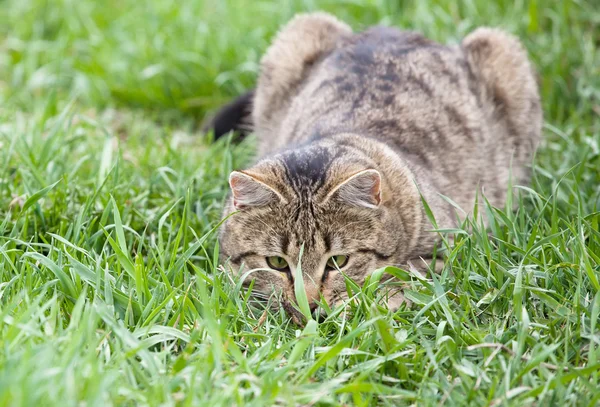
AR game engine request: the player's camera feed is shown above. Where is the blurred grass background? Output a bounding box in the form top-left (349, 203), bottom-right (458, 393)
top-left (1, 0), bottom-right (600, 406)
top-left (1, 0), bottom-right (598, 123)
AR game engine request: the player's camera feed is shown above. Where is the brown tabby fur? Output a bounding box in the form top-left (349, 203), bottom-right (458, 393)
top-left (218, 12), bottom-right (542, 318)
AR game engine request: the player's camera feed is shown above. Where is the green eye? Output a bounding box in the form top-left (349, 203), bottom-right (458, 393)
top-left (266, 256), bottom-right (289, 271)
top-left (327, 255), bottom-right (349, 269)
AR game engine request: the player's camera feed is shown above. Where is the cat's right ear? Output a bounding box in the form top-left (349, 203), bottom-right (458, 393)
top-left (325, 169), bottom-right (382, 209)
top-left (229, 171), bottom-right (284, 210)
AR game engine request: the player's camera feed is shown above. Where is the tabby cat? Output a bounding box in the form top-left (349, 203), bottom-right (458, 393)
top-left (208, 12), bottom-right (542, 318)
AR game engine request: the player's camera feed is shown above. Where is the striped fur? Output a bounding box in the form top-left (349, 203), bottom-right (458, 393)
top-left (218, 13), bottom-right (542, 314)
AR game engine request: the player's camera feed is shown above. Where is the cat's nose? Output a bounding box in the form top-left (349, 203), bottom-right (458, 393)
top-left (304, 281), bottom-right (320, 304)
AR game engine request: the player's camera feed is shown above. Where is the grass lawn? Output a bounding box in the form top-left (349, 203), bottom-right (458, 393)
top-left (1, 0), bottom-right (599, 405)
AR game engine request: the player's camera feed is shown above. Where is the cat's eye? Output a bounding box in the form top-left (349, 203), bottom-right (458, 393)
top-left (266, 256), bottom-right (290, 271)
top-left (326, 255), bottom-right (349, 269)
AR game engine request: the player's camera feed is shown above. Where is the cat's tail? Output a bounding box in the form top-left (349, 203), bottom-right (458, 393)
top-left (200, 89), bottom-right (255, 139)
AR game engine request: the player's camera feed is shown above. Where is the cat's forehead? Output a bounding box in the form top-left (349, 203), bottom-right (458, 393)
top-left (276, 202), bottom-right (322, 249)
top-left (261, 142), bottom-right (369, 200)
top-left (277, 145), bottom-right (340, 196)
top-left (264, 202), bottom-right (372, 251)
top-left (276, 221), bottom-right (344, 257)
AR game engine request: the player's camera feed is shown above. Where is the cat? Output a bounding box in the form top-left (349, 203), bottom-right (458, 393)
top-left (208, 12), bottom-right (542, 320)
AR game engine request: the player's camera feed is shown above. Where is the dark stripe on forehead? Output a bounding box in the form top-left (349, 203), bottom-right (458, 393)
top-left (324, 234), bottom-right (332, 253)
top-left (280, 146), bottom-right (344, 194)
top-left (279, 234), bottom-right (290, 254)
top-left (291, 203), bottom-right (302, 224)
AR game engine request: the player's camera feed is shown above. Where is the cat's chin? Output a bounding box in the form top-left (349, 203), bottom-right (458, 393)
top-left (246, 293), bottom-right (314, 326)
top-left (280, 298), bottom-right (309, 326)
top-left (245, 285), bottom-right (416, 326)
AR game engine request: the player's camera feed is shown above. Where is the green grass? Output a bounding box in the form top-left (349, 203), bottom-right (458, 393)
top-left (1, 0), bottom-right (599, 405)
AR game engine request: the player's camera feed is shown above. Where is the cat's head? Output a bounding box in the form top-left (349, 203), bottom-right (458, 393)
top-left (219, 138), bottom-right (413, 313)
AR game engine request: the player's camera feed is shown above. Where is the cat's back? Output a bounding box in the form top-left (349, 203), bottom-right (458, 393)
top-left (261, 25), bottom-right (483, 151)
top-left (275, 26), bottom-right (488, 185)
top-left (252, 14), bottom-right (541, 207)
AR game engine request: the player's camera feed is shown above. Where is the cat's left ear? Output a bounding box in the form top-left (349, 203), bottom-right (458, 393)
top-left (325, 169), bottom-right (382, 209)
top-left (229, 171), bottom-right (285, 210)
